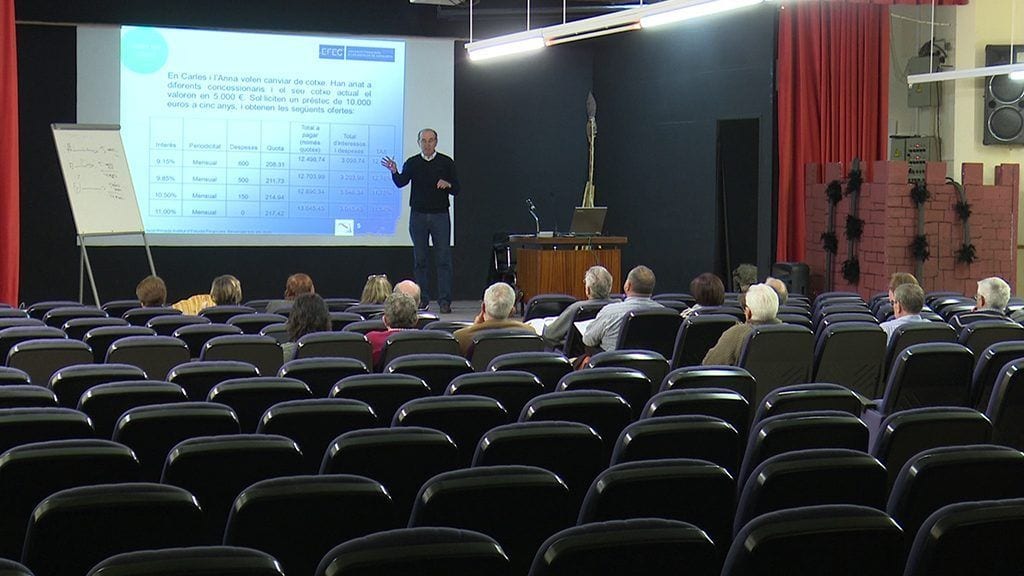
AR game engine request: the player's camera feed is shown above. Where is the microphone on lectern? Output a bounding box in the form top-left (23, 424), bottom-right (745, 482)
top-left (526, 198), bottom-right (540, 235)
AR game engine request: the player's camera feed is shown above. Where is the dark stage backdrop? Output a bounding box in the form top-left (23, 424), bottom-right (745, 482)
top-left (15, 1), bottom-right (775, 305)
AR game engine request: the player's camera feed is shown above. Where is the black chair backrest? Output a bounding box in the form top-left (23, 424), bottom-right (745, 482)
top-left (200, 334), bottom-right (282, 377)
top-left (48, 363), bottom-right (148, 408)
top-left (61, 317), bottom-right (129, 340)
top-left (227, 313), bottom-right (288, 335)
top-left (447, 370), bottom-right (545, 420)
top-left (884, 322), bottom-right (958, 380)
top-left (145, 314), bottom-right (210, 336)
top-left (752, 383), bottom-right (865, 426)
top-left (611, 415), bottom-right (740, 474)
top-left (971, 341), bottom-right (1024, 410)
top-left (671, 314), bottom-right (739, 370)
top-left (315, 527), bottom-right (509, 576)
top-left (105, 335), bottom-right (191, 381)
top-left (199, 305), bottom-right (257, 324)
top-left (987, 359), bottom-right (1024, 450)
top-left (384, 353), bottom-right (473, 395)
top-left (0, 384), bottom-right (57, 408)
top-left (902, 498), bottom-right (1024, 576)
top-left (0, 326), bottom-right (67, 363)
top-left (256, 398), bottom-right (378, 473)
top-left (737, 324), bottom-right (814, 406)
top-left (207, 376), bottom-right (312, 432)
top-left (330, 373), bottom-right (432, 425)
top-left (812, 322), bottom-right (887, 398)
top-left (100, 300), bottom-right (141, 319)
top-left (616, 308), bottom-right (683, 358)
top-left (77, 380), bottom-right (188, 438)
top-left (520, 390), bottom-right (632, 465)
top-left (7, 339), bottom-right (93, 388)
top-left (172, 324), bottom-right (243, 358)
top-left (166, 360), bottom-right (259, 400)
top-left (563, 302), bottom-right (608, 357)
top-left (487, 351), bottom-right (574, 393)
top-left (557, 367), bottom-right (653, 420)
top-left (278, 357), bottom-right (370, 397)
top-left (87, 546), bottom-right (286, 576)
top-left (878, 342), bottom-right (974, 415)
top-left (642, 388), bottom-right (750, 441)
top-left (295, 331), bottom-right (373, 366)
top-left (523, 294), bottom-right (577, 321)
top-left (467, 329), bottom-right (545, 372)
top-left (329, 311), bottom-right (365, 331)
top-left (661, 365), bottom-right (756, 403)
top-left (122, 306), bottom-right (182, 326)
top-left (586, 349), bottom-right (670, 393)
top-left (957, 319), bottom-right (1024, 358)
top-left (393, 394), bottom-right (509, 466)
top-left (41, 306), bottom-right (106, 328)
top-left (382, 330), bottom-right (460, 367)
top-left (0, 408), bottom-right (95, 454)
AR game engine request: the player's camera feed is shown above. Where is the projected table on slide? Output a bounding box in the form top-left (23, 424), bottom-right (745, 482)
top-left (147, 117), bottom-right (398, 235)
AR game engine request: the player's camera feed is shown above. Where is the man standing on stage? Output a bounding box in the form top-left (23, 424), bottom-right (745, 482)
top-left (381, 128), bottom-right (459, 314)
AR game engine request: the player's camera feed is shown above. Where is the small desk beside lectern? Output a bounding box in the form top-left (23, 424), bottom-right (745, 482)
top-left (509, 235), bottom-right (628, 302)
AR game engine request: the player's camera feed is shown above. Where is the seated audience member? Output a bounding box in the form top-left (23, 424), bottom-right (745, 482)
top-left (702, 283), bottom-right (780, 366)
top-left (681, 272), bottom-right (726, 318)
top-left (281, 293), bottom-right (331, 363)
top-left (453, 282), bottom-right (533, 356)
top-left (172, 275), bottom-right (242, 315)
top-left (887, 272), bottom-right (919, 301)
top-left (733, 263), bottom-right (758, 293)
top-left (879, 283), bottom-right (928, 342)
top-left (366, 292), bottom-right (420, 369)
top-left (583, 265), bottom-right (664, 353)
top-left (266, 273), bottom-right (315, 314)
top-left (361, 274), bottom-right (392, 305)
top-left (765, 276), bottom-right (789, 306)
top-left (393, 279), bottom-right (423, 308)
top-left (952, 276), bottom-right (1013, 330)
top-left (136, 275), bottom-right (167, 308)
top-left (538, 265), bottom-right (615, 348)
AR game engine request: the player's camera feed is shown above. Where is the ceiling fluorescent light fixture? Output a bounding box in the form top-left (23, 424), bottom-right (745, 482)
top-left (639, 0), bottom-right (765, 29)
top-left (907, 63), bottom-right (1024, 85)
top-left (466, 0), bottom-right (767, 61)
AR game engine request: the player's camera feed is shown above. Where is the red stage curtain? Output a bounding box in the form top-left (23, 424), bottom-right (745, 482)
top-left (776, 1), bottom-right (891, 263)
top-left (0, 0), bottom-right (18, 306)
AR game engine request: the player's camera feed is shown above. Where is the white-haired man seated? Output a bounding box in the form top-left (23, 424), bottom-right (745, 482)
top-left (537, 265), bottom-right (616, 348)
top-left (453, 282), bottom-right (533, 357)
top-left (952, 276), bottom-right (1013, 331)
top-left (703, 283), bottom-right (781, 366)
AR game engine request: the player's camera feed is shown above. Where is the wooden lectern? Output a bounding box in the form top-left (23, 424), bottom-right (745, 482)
top-left (509, 235), bottom-right (628, 301)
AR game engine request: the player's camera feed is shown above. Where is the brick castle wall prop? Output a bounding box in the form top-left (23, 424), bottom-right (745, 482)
top-left (804, 160), bottom-right (1020, 299)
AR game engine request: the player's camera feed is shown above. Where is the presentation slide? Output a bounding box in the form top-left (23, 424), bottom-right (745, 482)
top-left (77, 26), bottom-right (455, 246)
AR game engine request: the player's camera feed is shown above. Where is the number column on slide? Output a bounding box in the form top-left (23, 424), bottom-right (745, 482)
top-left (292, 122), bottom-right (329, 221)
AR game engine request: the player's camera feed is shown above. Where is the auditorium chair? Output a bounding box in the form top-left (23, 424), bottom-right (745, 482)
top-left (970, 341), bottom-right (1024, 409)
top-left (21, 483), bottom-right (205, 576)
top-left (7, 338), bottom-right (93, 387)
top-left (882, 322), bottom-right (958, 381)
top-left (198, 305), bottom-right (257, 324)
top-left (689, 305), bottom-right (745, 322)
top-left (393, 395), bottom-right (509, 466)
top-left (106, 335), bottom-right (191, 381)
top-left (256, 398), bottom-right (377, 473)
top-left (278, 357), bottom-right (369, 397)
top-left (522, 294), bottom-right (576, 321)
top-left (0, 407), bottom-right (95, 455)
top-left (446, 371), bottom-right (545, 419)
top-left (145, 313), bottom-right (209, 336)
top-left (528, 519), bottom-right (716, 576)
top-left (0, 326), bottom-right (67, 363)
top-left (777, 314), bottom-right (812, 329)
top-left (329, 311), bottom-right (364, 331)
top-left (986, 359), bottom-right (1024, 450)
top-left (172, 324), bottom-right (242, 359)
top-left (870, 407), bottom-right (993, 490)
top-left (615, 308), bottom-right (683, 359)
top-left (26, 300), bottom-right (82, 320)
top-left (670, 314), bottom-right (738, 370)
top-left (902, 499), bottom-right (1024, 576)
top-left (778, 304), bottom-right (811, 317)
top-left (160, 434), bottom-right (304, 543)
top-left (660, 365), bottom-right (756, 402)
top-left (641, 388), bottom-right (749, 441)
top-left (87, 547), bottom-right (285, 576)
top-left (345, 304), bottom-right (385, 319)
top-left (561, 301), bottom-right (608, 357)
top-left (86, 326), bottom-right (159, 364)
top-left (294, 331), bottom-right (373, 366)
top-left (322, 297), bottom-right (360, 312)
top-left (259, 322), bottom-right (289, 343)
top-left (585, 349), bottom-right (669, 391)
top-left (122, 306), bottom-right (182, 326)
top-left (224, 475), bottom-right (396, 576)
top-left (409, 465), bottom-right (571, 576)
top-left (421, 319), bottom-right (472, 333)
top-left (578, 459), bottom-right (735, 553)
top-left (874, 302), bottom-right (894, 322)
top-left (737, 324), bottom-right (814, 405)
top-left (557, 367), bottom-right (652, 421)
top-left (343, 320), bottom-right (386, 335)
top-left (414, 312), bottom-right (440, 329)
top-left (865, 343), bottom-right (974, 436)
top-left (473, 421), bottom-right (604, 516)
top-left (816, 311), bottom-right (879, 331)
top-left (0, 439), bottom-right (140, 560)
top-left (0, 308), bottom-right (27, 318)
top-left (315, 527), bottom-right (510, 576)
top-left (100, 300), bottom-right (141, 319)
top-left (0, 560), bottom-right (31, 576)
top-left (384, 353), bottom-right (473, 395)
top-left (77, 380), bottom-right (188, 438)
top-left (166, 360), bottom-right (259, 400)
top-left (321, 427), bottom-right (459, 523)
top-left (48, 363), bottom-right (148, 408)
top-left (811, 304), bottom-right (871, 332)
top-left (0, 318), bottom-right (44, 330)
top-left (887, 445), bottom-right (1024, 554)
top-left (330, 373), bottom-right (432, 425)
top-left (226, 313), bottom-right (288, 335)
top-left (736, 410), bottom-right (869, 490)
top-left (242, 299), bottom-right (273, 313)
top-left (957, 319), bottom-right (1024, 358)
top-left (950, 310), bottom-right (1015, 331)
top-left (112, 402), bottom-right (240, 481)
top-left (610, 415), bottom-right (740, 474)
top-left (61, 317), bottom-right (128, 341)
top-left (652, 300), bottom-right (688, 314)
top-left (519, 390), bottom-right (632, 465)
top-left (654, 293), bottom-right (697, 306)
top-left (751, 383), bottom-right (866, 426)
top-left (380, 330), bottom-right (460, 368)
top-left (466, 330), bottom-right (545, 372)
top-left (486, 351), bottom-right (573, 393)
top-left (733, 448), bottom-right (886, 535)
top-left (42, 306), bottom-right (107, 328)
top-left (0, 385), bottom-right (57, 408)
top-left (200, 334), bottom-right (282, 377)
top-left (721, 505), bottom-right (903, 576)
top-left (0, 365), bottom-right (30, 385)
top-left (206, 376), bottom-right (312, 432)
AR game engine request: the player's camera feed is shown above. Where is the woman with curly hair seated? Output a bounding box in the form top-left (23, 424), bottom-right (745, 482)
top-left (281, 293), bottom-right (331, 362)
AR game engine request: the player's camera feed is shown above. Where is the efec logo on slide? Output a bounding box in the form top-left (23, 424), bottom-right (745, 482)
top-left (122, 27), bottom-right (168, 74)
